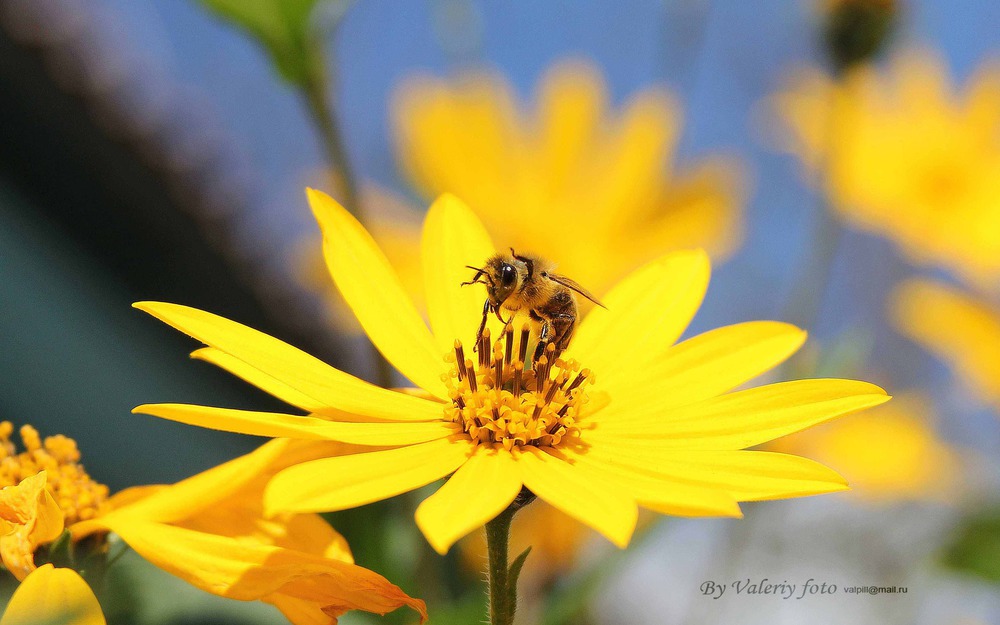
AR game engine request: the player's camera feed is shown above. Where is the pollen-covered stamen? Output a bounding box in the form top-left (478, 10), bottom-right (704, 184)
top-left (0, 422), bottom-right (110, 525)
top-left (443, 324), bottom-right (591, 451)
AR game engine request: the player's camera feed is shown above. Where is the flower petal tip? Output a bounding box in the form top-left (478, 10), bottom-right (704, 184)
top-left (132, 301), bottom-right (159, 314)
top-left (305, 187), bottom-right (347, 225)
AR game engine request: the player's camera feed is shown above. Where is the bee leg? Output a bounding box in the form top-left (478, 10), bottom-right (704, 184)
top-left (533, 319), bottom-right (551, 362)
top-left (473, 300), bottom-right (490, 352)
top-left (548, 313), bottom-right (576, 359)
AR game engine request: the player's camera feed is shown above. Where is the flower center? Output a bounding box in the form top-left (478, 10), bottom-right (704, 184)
top-left (0, 423), bottom-right (110, 525)
top-left (443, 326), bottom-right (593, 451)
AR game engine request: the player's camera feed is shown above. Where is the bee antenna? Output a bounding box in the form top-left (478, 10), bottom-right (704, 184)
top-left (461, 265), bottom-right (493, 287)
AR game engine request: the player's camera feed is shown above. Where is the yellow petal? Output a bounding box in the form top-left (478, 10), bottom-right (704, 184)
top-left (133, 403), bottom-right (454, 446)
top-left (134, 301), bottom-right (438, 421)
top-left (570, 250), bottom-right (709, 378)
top-left (556, 446), bottom-right (742, 518)
top-left (585, 445), bottom-right (849, 501)
top-left (265, 437), bottom-right (474, 515)
top-left (191, 347), bottom-right (334, 418)
top-left (102, 519), bottom-right (427, 622)
top-left (308, 188), bottom-right (447, 397)
top-left (415, 446), bottom-right (522, 555)
top-left (595, 379), bottom-right (891, 448)
top-left (421, 193), bottom-right (496, 352)
top-left (768, 393), bottom-right (961, 503)
top-left (600, 321), bottom-right (806, 401)
top-left (1, 565), bottom-right (105, 625)
top-left (517, 446), bottom-right (637, 548)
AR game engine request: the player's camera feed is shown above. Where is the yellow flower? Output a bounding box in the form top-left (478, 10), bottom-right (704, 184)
top-left (134, 189), bottom-right (889, 555)
top-left (769, 394), bottom-right (962, 502)
top-left (0, 424), bottom-right (426, 624)
top-left (392, 60), bottom-right (744, 294)
top-left (770, 51), bottom-right (1000, 290)
top-left (1, 564), bottom-right (104, 625)
top-left (891, 279), bottom-right (1000, 409)
top-left (0, 472), bottom-right (64, 582)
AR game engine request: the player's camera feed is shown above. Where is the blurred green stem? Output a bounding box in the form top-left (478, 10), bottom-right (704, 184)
top-left (486, 507), bottom-right (517, 625)
top-left (302, 62), bottom-right (362, 220)
top-left (302, 57), bottom-right (400, 389)
top-left (781, 69), bottom-right (849, 377)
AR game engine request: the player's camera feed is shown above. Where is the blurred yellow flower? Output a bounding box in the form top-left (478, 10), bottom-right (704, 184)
top-left (892, 279), bottom-right (1000, 409)
top-left (135, 189), bottom-right (889, 556)
top-left (769, 394), bottom-right (962, 502)
top-left (770, 51), bottom-right (1000, 290)
top-left (391, 60), bottom-right (745, 294)
top-left (0, 472), bottom-right (64, 582)
top-left (1, 564), bottom-right (104, 625)
top-left (0, 423), bottom-right (426, 624)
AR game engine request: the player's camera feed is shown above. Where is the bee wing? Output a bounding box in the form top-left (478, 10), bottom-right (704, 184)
top-left (547, 273), bottom-right (607, 309)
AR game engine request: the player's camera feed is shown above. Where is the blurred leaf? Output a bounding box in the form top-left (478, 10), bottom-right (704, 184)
top-left (197, 0), bottom-right (342, 85)
top-left (941, 507), bottom-right (1000, 583)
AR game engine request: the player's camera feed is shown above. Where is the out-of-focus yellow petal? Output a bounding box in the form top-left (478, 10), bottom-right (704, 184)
top-left (570, 250), bottom-right (709, 379)
top-left (102, 519), bottom-right (427, 623)
top-left (517, 446), bottom-right (637, 548)
top-left (308, 188), bottom-right (447, 397)
top-left (421, 193), bottom-right (496, 351)
top-left (556, 446), bottom-right (742, 518)
top-left (600, 320), bottom-right (806, 399)
top-left (134, 302), bottom-right (438, 421)
top-left (265, 437), bottom-right (474, 515)
top-left (537, 61), bottom-right (605, 189)
top-left (892, 279), bottom-right (1000, 407)
top-left (133, 403), bottom-right (454, 445)
top-left (415, 446), bottom-right (522, 555)
top-left (0, 472), bottom-right (64, 581)
top-left (0, 564), bottom-right (105, 625)
top-left (585, 445), bottom-right (849, 501)
top-left (770, 52), bottom-right (1000, 289)
top-left (595, 379), bottom-right (890, 448)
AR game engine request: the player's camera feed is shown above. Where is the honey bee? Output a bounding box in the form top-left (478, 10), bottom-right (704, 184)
top-left (462, 249), bottom-right (605, 359)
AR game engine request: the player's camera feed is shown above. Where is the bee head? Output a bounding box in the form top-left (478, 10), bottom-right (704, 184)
top-left (463, 253), bottom-right (525, 307)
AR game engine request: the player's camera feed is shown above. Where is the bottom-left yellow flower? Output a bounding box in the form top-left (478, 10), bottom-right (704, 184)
top-left (0, 423), bottom-right (427, 624)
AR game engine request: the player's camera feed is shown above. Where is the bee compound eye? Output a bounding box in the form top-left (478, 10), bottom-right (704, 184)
top-left (500, 264), bottom-right (517, 286)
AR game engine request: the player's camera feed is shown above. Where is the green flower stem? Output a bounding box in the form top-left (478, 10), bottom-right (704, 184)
top-left (486, 506), bottom-right (518, 625)
top-left (302, 62), bottom-right (362, 221)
